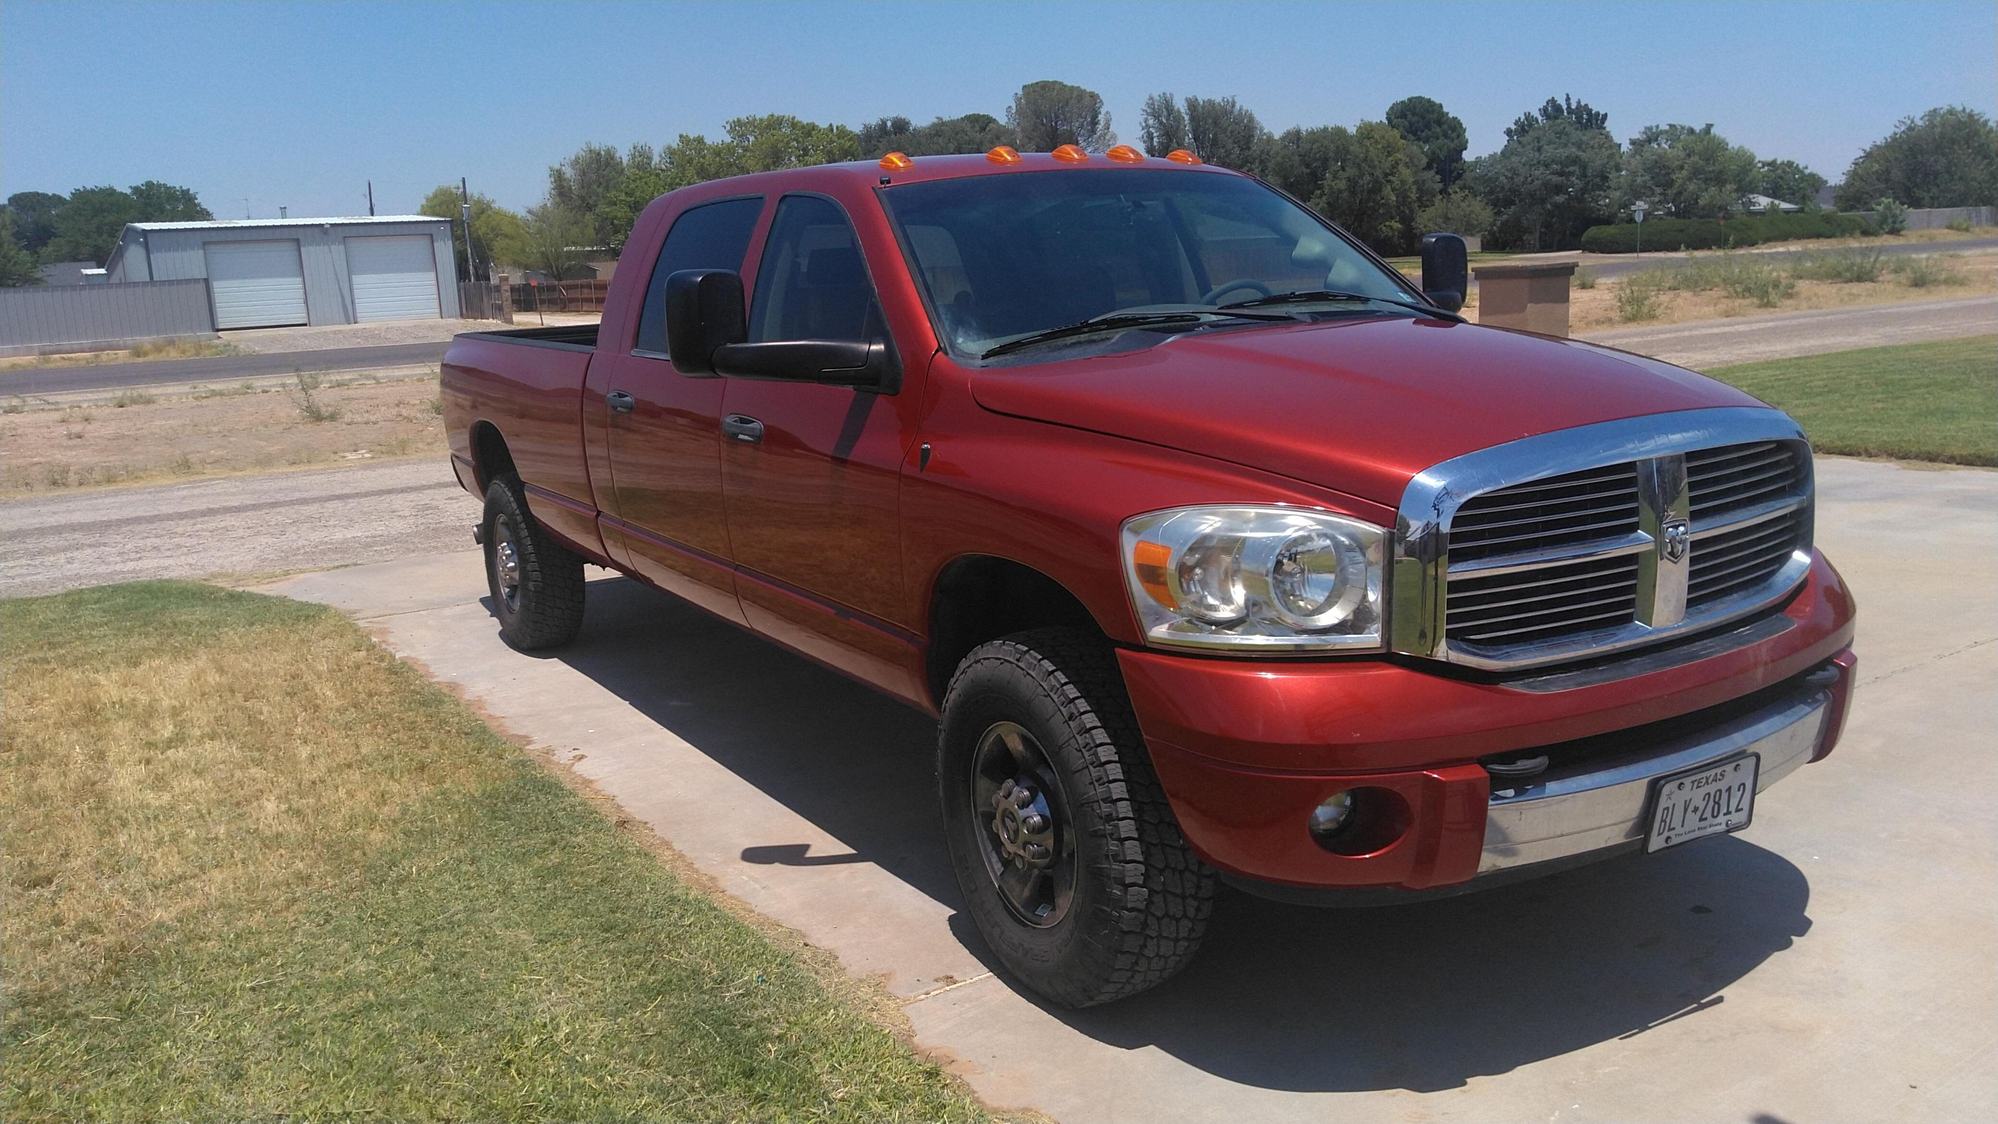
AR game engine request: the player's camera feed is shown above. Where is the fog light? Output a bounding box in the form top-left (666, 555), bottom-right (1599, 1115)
top-left (1308, 791), bottom-right (1356, 838)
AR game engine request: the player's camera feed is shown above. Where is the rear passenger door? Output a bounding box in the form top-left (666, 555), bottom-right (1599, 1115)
top-left (718, 193), bottom-right (926, 692)
top-left (597, 195), bottom-right (764, 623)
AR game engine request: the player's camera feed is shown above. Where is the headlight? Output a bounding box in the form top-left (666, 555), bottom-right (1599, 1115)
top-left (1120, 506), bottom-right (1386, 653)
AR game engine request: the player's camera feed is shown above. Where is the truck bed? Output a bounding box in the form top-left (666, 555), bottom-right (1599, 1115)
top-left (455, 323), bottom-right (600, 351)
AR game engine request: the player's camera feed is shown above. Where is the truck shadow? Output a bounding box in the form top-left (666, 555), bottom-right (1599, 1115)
top-left (532, 575), bottom-right (1813, 1094)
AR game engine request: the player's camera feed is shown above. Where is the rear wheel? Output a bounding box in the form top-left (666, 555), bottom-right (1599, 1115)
top-left (482, 475), bottom-right (585, 650)
top-left (938, 628), bottom-right (1215, 1007)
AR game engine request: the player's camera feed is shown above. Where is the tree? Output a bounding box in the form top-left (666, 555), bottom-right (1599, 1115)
top-left (1311, 121), bottom-right (1432, 254)
top-left (1469, 117), bottom-right (1622, 250)
top-left (127, 180), bottom-right (211, 223)
top-left (39, 185), bottom-right (140, 265)
top-left (1138, 92), bottom-right (1189, 156)
top-left (0, 212), bottom-right (40, 286)
top-left (1755, 159), bottom-right (1828, 208)
top-left (1386, 96), bottom-right (1468, 190)
top-left (1006, 80), bottom-right (1114, 151)
top-left (520, 203), bottom-right (592, 280)
top-left (1836, 106), bottom-right (1998, 209)
top-left (1254, 125), bottom-right (1348, 203)
top-left (546, 142), bottom-right (631, 248)
top-left (721, 113), bottom-right (861, 173)
top-left (2, 191), bottom-right (66, 255)
top-left (1417, 191), bottom-right (1495, 239)
top-left (858, 113), bottom-right (1012, 158)
top-left (1506, 94), bottom-right (1610, 142)
top-left (1183, 96), bottom-right (1265, 170)
top-left (420, 185), bottom-right (528, 279)
top-left (1621, 123), bottom-right (1758, 219)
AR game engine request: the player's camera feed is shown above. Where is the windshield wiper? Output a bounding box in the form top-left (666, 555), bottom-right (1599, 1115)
top-left (978, 309), bottom-right (1288, 360)
top-left (1221, 289), bottom-right (1461, 321)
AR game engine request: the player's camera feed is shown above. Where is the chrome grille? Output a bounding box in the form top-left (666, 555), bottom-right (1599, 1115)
top-left (1391, 410), bottom-right (1816, 672)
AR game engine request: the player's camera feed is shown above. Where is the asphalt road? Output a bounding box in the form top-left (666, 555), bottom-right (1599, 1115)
top-left (1570, 235), bottom-right (1998, 281)
top-left (1580, 294), bottom-right (1998, 368)
top-left (1, 341), bottom-right (450, 396)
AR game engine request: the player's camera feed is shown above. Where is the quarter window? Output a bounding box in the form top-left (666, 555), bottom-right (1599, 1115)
top-left (749, 196), bottom-right (884, 342)
top-left (634, 196), bottom-right (763, 357)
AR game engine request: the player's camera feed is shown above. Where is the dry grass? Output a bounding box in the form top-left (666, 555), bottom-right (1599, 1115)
top-left (1571, 251), bottom-right (1998, 332)
top-left (0, 582), bottom-right (989, 1122)
top-left (0, 375), bottom-right (446, 495)
top-left (0, 338), bottom-right (241, 371)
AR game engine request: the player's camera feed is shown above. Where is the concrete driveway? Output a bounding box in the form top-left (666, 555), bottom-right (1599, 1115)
top-left (262, 456), bottom-right (1995, 1122)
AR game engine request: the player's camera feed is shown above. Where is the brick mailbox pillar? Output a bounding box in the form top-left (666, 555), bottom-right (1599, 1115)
top-left (1473, 260), bottom-right (1579, 337)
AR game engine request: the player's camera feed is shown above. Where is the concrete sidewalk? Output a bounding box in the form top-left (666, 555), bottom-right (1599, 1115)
top-left (263, 456), bottom-right (1998, 1123)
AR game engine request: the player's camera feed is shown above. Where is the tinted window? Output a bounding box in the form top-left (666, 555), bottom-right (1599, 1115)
top-left (749, 195), bottom-right (884, 342)
top-left (881, 170), bottom-right (1418, 356)
top-left (634, 196), bottom-right (763, 356)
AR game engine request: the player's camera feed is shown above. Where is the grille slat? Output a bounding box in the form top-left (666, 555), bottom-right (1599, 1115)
top-left (1438, 440), bottom-right (1809, 660)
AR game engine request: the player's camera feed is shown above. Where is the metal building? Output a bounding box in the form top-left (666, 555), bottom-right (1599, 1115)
top-left (103, 215), bottom-right (460, 329)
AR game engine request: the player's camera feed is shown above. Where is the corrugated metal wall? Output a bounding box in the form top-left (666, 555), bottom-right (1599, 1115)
top-left (134, 220), bottom-right (460, 323)
top-left (0, 279), bottom-right (215, 354)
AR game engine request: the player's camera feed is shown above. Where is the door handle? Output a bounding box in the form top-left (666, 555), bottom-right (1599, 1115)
top-left (606, 390), bottom-right (636, 414)
top-left (722, 414), bottom-right (764, 443)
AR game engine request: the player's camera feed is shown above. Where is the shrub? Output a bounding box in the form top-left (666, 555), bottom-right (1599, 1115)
top-left (1789, 248), bottom-right (1885, 283)
top-left (1946, 217), bottom-right (1974, 233)
top-left (1893, 254), bottom-right (1964, 288)
top-left (1873, 197), bottom-right (1909, 235)
top-left (1616, 281), bottom-right (1661, 321)
top-left (286, 372), bottom-right (343, 423)
top-left (110, 389), bottom-right (157, 408)
top-left (1574, 266), bottom-right (1597, 289)
top-left (1579, 210), bottom-right (1870, 253)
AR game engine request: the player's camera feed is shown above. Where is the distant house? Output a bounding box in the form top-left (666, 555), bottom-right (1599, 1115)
top-left (1742, 194), bottom-right (1802, 214)
top-left (1816, 184), bottom-right (1839, 210)
top-left (36, 261), bottom-right (100, 285)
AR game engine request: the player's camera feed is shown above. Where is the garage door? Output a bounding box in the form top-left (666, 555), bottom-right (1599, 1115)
top-left (204, 240), bottom-right (308, 329)
top-left (347, 235), bottom-right (441, 322)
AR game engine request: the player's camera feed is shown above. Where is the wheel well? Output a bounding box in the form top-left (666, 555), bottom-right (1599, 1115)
top-left (469, 421), bottom-right (515, 490)
top-left (926, 556), bottom-right (1104, 706)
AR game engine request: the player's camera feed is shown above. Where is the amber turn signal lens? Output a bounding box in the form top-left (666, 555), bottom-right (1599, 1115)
top-left (1051, 144), bottom-right (1089, 163)
top-left (1165, 148), bottom-right (1202, 165)
top-left (985, 145), bottom-right (1022, 165)
top-left (1132, 540), bottom-right (1176, 608)
top-left (878, 151), bottom-right (913, 171)
top-left (1105, 144), bottom-right (1144, 163)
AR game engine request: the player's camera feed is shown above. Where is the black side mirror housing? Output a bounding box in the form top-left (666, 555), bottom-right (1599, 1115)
top-left (712, 339), bottom-right (901, 394)
top-left (664, 269), bottom-right (747, 375)
top-left (1419, 232), bottom-right (1469, 313)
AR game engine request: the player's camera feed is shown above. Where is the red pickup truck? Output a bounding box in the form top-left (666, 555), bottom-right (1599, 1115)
top-left (441, 146), bottom-right (1857, 1007)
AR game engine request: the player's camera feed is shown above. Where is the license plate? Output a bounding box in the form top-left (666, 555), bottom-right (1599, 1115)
top-left (1645, 754), bottom-right (1759, 853)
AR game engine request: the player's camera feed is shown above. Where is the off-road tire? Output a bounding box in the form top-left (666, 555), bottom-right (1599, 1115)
top-left (938, 627), bottom-right (1216, 1007)
top-left (482, 475), bottom-right (585, 650)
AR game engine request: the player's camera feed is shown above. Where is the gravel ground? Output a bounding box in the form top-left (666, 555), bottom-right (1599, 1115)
top-left (0, 459), bottom-right (475, 599)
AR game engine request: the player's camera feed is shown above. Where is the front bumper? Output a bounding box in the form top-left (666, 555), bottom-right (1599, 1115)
top-left (1123, 551), bottom-right (1856, 893)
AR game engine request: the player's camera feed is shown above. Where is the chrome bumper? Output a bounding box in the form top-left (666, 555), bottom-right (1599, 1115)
top-left (1480, 684), bottom-right (1829, 873)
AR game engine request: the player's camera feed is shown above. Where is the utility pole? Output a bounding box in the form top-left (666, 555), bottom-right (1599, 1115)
top-left (242, 198), bottom-right (251, 219)
top-left (458, 177), bottom-right (477, 283)
top-left (366, 180), bottom-right (375, 216)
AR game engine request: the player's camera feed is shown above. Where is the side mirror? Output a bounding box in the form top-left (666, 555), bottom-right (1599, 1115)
top-left (712, 338), bottom-right (901, 394)
top-left (664, 269), bottom-right (747, 375)
top-left (1419, 232), bottom-right (1468, 313)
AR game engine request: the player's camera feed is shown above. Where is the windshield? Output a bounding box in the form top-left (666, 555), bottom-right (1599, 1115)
top-left (881, 169), bottom-right (1422, 358)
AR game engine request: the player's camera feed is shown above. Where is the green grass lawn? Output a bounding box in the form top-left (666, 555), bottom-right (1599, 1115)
top-left (1706, 335), bottom-right (1997, 466)
top-left (1, 583), bottom-right (986, 1122)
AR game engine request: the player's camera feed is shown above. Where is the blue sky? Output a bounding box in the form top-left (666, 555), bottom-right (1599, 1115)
top-left (3, 0), bottom-right (1992, 218)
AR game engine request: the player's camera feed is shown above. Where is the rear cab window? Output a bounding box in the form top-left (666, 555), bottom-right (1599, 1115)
top-left (633, 196), bottom-right (764, 358)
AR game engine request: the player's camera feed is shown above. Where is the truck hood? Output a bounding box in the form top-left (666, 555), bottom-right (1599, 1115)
top-left (969, 316), bottom-right (1767, 505)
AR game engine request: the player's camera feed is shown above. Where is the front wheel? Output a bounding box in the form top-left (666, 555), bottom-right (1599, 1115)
top-left (482, 475), bottom-right (585, 650)
top-left (938, 628), bottom-right (1215, 1007)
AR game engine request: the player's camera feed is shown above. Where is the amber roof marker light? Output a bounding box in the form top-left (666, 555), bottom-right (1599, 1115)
top-left (1105, 144), bottom-right (1145, 163)
top-left (878, 151), bottom-right (914, 171)
top-left (1051, 144), bottom-right (1090, 163)
top-left (985, 145), bottom-right (1022, 165)
top-left (1165, 149), bottom-right (1202, 165)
